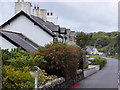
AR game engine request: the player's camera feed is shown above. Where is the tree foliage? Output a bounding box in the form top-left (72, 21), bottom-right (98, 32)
top-left (83, 31), bottom-right (120, 57)
top-left (75, 32), bottom-right (92, 48)
top-left (34, 42), bottom-right (85, 79)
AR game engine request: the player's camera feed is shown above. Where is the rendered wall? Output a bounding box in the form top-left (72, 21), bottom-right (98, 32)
top-left (0, 36), bottom-right (16, 50)
top-left (2, 15), bottom-right (53, 46)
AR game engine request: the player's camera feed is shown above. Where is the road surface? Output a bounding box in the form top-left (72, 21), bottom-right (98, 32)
top-left (75, 57), bottom-right (118, 89)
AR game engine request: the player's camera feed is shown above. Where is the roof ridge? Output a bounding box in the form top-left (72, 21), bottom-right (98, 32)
top-left (1, 30), bottom-right (22, 35)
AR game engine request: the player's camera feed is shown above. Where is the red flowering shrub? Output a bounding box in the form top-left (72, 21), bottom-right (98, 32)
top-left (33, 42), bottom-right (85, 79)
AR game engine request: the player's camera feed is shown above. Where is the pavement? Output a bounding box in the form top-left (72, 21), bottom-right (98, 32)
top-left (74, 57), bottom-right (118, 89)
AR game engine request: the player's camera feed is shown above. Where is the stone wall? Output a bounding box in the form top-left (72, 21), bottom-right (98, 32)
top-left (38, 61), bottom-right (107, 89)
top-left (39, 69), bottom-right (84, 89)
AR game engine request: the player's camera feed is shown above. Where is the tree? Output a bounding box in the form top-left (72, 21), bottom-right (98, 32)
top-left (75, 32), bottom-right (92, 48)
top-left (94, 36), bottom-right (110, 49)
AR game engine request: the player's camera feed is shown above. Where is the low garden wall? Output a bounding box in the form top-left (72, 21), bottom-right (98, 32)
top-left (89, 65), bottom-right (100, 70)
top-left (84, 66), bottom-right (96, 77)
top-left (39, 69), bottom-right (84, 89)
top-left (38, 61), bottom-right (107, 89)
top-left (84, 60), bottom-right (107, 77)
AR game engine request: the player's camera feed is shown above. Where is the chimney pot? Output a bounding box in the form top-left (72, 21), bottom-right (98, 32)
top-left (51, 12), bottom-right (53, 16)
top-left (47, 12), bottom-right (49, 16)
top-left (17, 0), bottom-right (20, 2)
top-left (34, 5), bottom-right (36, 9)
top-left (21, 0), bottom-right (24, 2)
top-left (37, 5), bottom-right (39, 9)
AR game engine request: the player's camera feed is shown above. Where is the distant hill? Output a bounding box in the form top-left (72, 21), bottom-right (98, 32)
top-left (76, 31), bottom-right (120, 58)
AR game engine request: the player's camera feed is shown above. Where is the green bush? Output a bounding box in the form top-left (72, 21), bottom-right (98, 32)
top-left (2, 48), bottom-right (57, 89)
top-left (2, 65), bottom-right (57, 88)
top-left (2, 47), bottom-right (30, 65)
top-left (2, 47), bottom-right (47, 69)
top-left (34, 42), bottom-right (85, 79)
top-left (90, 56), bottom-right (107, 65)
top-left (6, 54), bottom-right (47, 70)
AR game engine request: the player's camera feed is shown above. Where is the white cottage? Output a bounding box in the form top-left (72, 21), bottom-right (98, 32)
top-left (0, 11), bottom-right (56, 46)
top-left (0, 0), bottom-right (76, 52)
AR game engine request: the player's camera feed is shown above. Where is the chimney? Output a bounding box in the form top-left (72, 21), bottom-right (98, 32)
top-left (32, 5), bottom-right (47, 21)
top-left (15, 0), bottom-right (31, 15)
top-left (17, 0), bottom-right (20, 2)
top-left (33, 5), bottom-right (36, 16)
top-left (40, 9), bottom-right (47, 21)
top-left (36, 5), bottom-right (39, 17)
top-left (17, 0), bottom-right (24, 2)
top-left (33, 5), bottom-right (40, 18)
top-left (47, 11), bottom-right (58, 24)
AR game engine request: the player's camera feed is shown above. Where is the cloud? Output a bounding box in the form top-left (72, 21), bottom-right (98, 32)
top-left (49, 2), bottom-right (118, 32)
top-left (58, 2), bottom-right (118, 32)
top-left (34, 2), bottom-right (118, 32)
top-left (0, 1), bottom-right (118, 33)
top-left (0, 2), bottom-right (14, 25)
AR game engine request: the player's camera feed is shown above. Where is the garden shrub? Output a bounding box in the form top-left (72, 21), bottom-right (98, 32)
top-left (2, 49), bottom-right (11, 65)
top-left (2, 65), bottom-right (57, 89)
top-left (34, 42), bottom-right (85, 80)
top-left (2, 47), bottom-right (47, 69)
top-left (89, 56), bottom-right (107, 65)
top-left (6, 54), bottom-right (47, 70)
top-left (2, 47), bottom-right (30, 65)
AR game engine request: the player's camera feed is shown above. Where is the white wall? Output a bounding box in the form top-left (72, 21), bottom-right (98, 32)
top-left (58, 38), bottom-right (62, 42)
top-left (0, 36), bottom-right (16, 50)
top-left (2, 15), bottom-right (53, 46)
top-left (47, 16), bottom-right (58, 25)
top-left (84, 66), bottom-right (96, 77)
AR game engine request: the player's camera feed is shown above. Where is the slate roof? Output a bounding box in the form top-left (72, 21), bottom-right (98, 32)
top-left (46, 22), bottom-right (60, 32)
top-left (60, 27), bottom-right (66, 34)
top-left (66, 29), bottom-right (71, 35)
top-left (1, 30), bottom-right (39, 53)
top-left (0, 11), bottom-right (56, 37)
top-left (70, 31), bottom-right (75, 37)
top-left (30, 15), bottom-right (60, 32)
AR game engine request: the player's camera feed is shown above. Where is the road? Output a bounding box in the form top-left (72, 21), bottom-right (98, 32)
top-left (74, 57), bottom-right (118, 89)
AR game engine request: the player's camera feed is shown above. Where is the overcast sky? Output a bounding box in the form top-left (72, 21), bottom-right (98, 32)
top-left (0, 1), bottom-right (118, 33)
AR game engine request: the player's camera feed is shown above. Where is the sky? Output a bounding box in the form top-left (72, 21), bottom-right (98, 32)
top-left (0, 0), bottom-right (118, 33)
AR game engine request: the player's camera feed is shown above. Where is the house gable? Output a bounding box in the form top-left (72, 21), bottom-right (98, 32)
top-left (1, 11), bottom-right (55, 37)
top-left (0, 11), bottom-right (55, 46)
